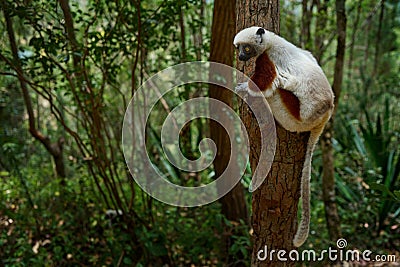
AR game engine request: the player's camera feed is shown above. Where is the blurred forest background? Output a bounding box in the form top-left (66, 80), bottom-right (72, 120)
top-left (0, 0), bottom-right (399, 266)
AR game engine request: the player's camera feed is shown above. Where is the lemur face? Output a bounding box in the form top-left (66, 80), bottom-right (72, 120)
top-left (233, 27), bottom-right (266, 61)
top-left (237, 44), bottom-right (258, 61)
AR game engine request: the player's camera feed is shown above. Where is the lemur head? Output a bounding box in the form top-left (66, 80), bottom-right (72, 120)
top-left (233, 26), bottom-right (270, 61)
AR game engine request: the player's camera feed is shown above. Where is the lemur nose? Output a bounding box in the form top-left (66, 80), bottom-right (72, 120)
top-left (239, 54), bottom-right (249, 61)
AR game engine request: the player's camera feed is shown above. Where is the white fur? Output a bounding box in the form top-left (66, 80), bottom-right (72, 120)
top-left (234, 27), bottom-right (334, 247)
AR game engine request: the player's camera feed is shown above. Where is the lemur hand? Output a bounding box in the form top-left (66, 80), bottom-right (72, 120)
top-left (236, 81), bottom-right (271, 98)
top-left (278, 71), bottom-right (300, 91)
top-left (235, 82), bottom-right (249, 92)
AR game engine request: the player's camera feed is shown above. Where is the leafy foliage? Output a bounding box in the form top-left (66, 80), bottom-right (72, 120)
top-left (0, 0), bottom-right (399, 265)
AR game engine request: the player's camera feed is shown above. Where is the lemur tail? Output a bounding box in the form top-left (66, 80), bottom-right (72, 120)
top-left (293, 128), bottom-right (323, 247)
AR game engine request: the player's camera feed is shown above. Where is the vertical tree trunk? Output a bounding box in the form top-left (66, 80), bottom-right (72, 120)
top-left (314, 0), bottom-right (329, 63)
top-left (250, 122), bottom-right (308, 267)
top-left (301, 0), bottom-right (314, 50)
top-left (373, 0), bottom-right (385, 76)
top-left (236, 0), bottom-right (307, 266)
top-left (347, 0), bottom-right (362, 82)
top-left (321, 0), bottom-right (346, 245)
top-left (209, 0), bottom-right (249, 264)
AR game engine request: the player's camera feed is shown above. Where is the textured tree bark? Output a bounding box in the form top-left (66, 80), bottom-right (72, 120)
top-left (321, 0), bottom-right (346, 245)
top-left (209, 0), bottom-right (249, 264)
top-left (249, 121), bottom-right (308, 267)
top-left (236, 0), bottom-right (308, 266)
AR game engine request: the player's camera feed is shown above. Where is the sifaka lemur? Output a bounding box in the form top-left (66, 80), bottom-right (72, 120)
top-left (233, 26), bottom-right (334, 247)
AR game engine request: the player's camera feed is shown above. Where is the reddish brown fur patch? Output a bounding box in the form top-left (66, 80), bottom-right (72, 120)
top-left (249, 52), bottom-right (277, 92)
top-left (278, 89), bottom-right (301, 121)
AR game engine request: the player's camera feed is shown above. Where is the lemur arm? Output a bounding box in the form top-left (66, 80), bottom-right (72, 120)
top-left (275, 71), bottom-right (300, 92)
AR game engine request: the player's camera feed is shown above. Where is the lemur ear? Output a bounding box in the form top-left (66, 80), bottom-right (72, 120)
top-left (256, 28), bottom-right (265, 44)
top-left (256, 28), bottom-right (265, 36)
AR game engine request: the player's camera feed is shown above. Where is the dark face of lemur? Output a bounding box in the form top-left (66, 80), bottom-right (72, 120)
top-left (236, 28), bottom-right (265, 61)
top-left (237, 44), bottom-right (257, 61)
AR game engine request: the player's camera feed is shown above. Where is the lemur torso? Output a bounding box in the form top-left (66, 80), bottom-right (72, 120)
top-left (233, 26), bottom-right (334, 247)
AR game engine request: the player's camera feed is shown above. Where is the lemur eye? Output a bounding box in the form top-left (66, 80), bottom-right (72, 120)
top-left (245, 46), bottom-right (250, 52)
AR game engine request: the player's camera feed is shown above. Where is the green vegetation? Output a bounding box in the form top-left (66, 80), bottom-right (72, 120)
top-left (0, 0), bottom-right (399, 266)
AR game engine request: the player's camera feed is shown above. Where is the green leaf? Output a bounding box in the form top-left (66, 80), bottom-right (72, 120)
top-left (369, 182), bottom-right (396, 200)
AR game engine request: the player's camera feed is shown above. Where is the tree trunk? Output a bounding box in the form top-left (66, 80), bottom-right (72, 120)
top-left (373, 0), bottom-right (385, 76)
top-left (321, 0), bottom-right (346, 245)
top-left (314, 0), bottom-right (329, 63)
top-left (236, 0), bottom-right (307, 266)
top-left (2, 1), bottom-right (66, 181)
top-left (250, 122), bottom-right (308, 266)
top-left (301, 0), bottom-right (314, 50)
top-left (321, 120), bottom-right (341, 244)
top-left (209, 0), bottom-right (249, 264)
top-left (347, 0), bottom-right (362, 82)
